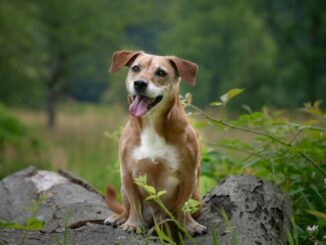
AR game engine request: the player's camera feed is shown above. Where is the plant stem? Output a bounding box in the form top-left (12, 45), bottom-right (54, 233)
top-left (154, 198), bottom-right (196, 244)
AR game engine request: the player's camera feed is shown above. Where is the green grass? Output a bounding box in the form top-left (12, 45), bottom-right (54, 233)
top-left (8, 102), bottom-right (126, 194)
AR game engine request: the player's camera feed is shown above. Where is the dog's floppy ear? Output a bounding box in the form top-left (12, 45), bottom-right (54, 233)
top-left (169, 56), bottom-right (198, 86)
top-left (109, 50), bottom-right (143, 73)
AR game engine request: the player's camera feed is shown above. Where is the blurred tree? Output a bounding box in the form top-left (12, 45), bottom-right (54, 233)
top-left (158, 0), bottom-right (278, 108)
top-left (157, 0), bottom-right (325, 108)
top-left (259, 0), bottom-right (326, 104)
top-left (0, 0), bottom-right (44, 107)
top-left (1, 0), bottom-right (325, 120)
top-left (36, 0), bottom-right (126, 128)
top-left (0, 0), bottom-right (162, 128)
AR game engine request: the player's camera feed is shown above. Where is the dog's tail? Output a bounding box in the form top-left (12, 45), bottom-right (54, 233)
top-left (106, 185), bottom-right (124, 215)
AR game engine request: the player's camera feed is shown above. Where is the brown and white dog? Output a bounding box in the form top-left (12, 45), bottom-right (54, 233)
top-left (104, 50), bottom-right (207, 236)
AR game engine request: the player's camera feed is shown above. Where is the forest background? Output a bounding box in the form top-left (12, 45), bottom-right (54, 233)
top-left (1, 0), bottom-right (325, 243)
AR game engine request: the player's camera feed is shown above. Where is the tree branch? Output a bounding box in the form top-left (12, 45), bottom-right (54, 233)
top-left (188, 103), bottom-right (326, 177)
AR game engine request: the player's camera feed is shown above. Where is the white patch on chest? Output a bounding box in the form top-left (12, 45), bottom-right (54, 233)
top-left (132, 120), bottom-right (180, 171)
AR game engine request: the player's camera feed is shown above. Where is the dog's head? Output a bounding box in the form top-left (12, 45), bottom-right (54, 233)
top-left (109, 50), bottom-right (198, 117)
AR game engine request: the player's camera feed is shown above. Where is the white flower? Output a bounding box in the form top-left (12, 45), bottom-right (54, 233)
top-left (306, 225), bottom-right (319, 233)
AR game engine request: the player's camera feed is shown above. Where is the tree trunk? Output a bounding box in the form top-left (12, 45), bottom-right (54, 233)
top-left (46, 60), bottom-right (63, 129)
top-left (46, 88), bottom-right (56, 129)
top-left (305, 14), bottom-right (321, 103)
top-left (0, 166), bottom-right (292, 245)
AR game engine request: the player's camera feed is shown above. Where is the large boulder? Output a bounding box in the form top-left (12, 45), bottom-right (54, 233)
top-left (196, 175), bottom-right (292, 245)
top-left (0, 166), bottom-right (110, 232)
top-left (0, 166), bottom-right (292, 244)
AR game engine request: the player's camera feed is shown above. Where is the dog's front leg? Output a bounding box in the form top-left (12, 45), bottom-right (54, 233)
top-left (175, 176), bottom-right (207, 236)
top-left (118, 173), bottom-right (143, 234)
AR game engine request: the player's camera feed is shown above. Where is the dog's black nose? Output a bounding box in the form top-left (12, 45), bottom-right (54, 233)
top-left (134, 80), bottom-right (148, 91)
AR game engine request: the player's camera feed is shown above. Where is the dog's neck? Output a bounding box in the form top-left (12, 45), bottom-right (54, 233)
top-left (130, 88), bottom-right (188, 141)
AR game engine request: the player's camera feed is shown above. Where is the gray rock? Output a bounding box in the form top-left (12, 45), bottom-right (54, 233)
top-left (195, 175), bottom-right (292, 245)
top-left (0, 166), bottom-right (110, 232)
top-left (0, 223), bottom-right (152, 245)
top-left (0, 167), bottom-right (292, 244)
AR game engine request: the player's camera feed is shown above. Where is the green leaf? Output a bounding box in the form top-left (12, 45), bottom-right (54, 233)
top-left (0, 217), bottom-right (44, 231)
top-left (242, 104), bottom-right (252, 114)
top-left (154, 225), bottom-right (177, 245)
top-left (182, 198), bottom-right (200, 214)
top-left (288, 231), bottom-right (295, 245)
top-left (211, 227), bottom-right (219, 245)
top-left (210, 101), bottom-right (223, 106)
top-left (134, 175), bottom-right (147, 186)
top-left (142, 185), bottom-right (156, 195)
top-left (220, 88), bottom-right (244, 104)
top-left (200, 176), bottom-right (217, 194)
top-left (157, 190), bottom-right (167, 197)
top-left (26, 217), bottom-right (44, 230)
top-left (145, 195), bottom-right (156, 201)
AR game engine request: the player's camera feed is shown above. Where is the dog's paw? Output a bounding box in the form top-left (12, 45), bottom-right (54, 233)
top-left (118, 220), bottom-right (143, 234)
top-left (104, 214), bottom-right (126, 227)
top-left (184, 220), bottom-right (207, 236)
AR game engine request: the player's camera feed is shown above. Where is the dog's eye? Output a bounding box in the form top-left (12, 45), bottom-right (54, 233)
top-left (155, 69), bottom-right (167, 77)
top-left (131, 65), bottom-right (140, 72)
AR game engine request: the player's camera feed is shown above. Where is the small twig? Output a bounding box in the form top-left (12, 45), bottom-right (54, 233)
top-left (240, 143), bottom-right (272, 173)
top-left (188, 104), bottom-right (291, 146)
top-left (299, 152), bottom-right (326, 177)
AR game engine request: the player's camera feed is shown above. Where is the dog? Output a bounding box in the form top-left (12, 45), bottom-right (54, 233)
top-left (104, 50), bottom-right (207, 236)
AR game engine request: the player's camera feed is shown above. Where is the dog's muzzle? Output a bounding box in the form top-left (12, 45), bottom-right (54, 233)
top-left (129, 83), bottom-right (163, 117)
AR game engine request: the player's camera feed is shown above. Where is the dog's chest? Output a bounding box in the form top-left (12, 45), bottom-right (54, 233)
top-left (132, 124), bottom-right (180, 171)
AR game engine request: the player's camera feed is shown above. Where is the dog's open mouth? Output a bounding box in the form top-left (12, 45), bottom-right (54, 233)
top-left (129, 95), bottom-right (163, 117)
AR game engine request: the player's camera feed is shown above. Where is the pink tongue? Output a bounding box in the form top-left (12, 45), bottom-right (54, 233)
top-left (129, 95), bottom-right (149, 117)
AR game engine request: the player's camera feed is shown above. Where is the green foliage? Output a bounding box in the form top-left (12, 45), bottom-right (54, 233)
top-left (182, 199), bottom-right (200, 215)
top-left (0, 217), bottom-right (44, 231)
top-left (152, 225), bottom-right (177, 245)
top-left (1, 0), bottom-right (325, 110)
top-left (0, 103), bottom-right (26, 146)
top-left (134, 175), bottom-right (196, 244)
top-left (0, 0), bottom-right (44, 106)
top-left (210, 89), bottom-right (245, 107)
top-left (0, 103), bottom-right (46, 178)
top-left (159, 0), bottom-right (278, 107)
top-left (0, 0), bottom-right (163, 108)
top-left (187, 89), bottom-right (326, 243)
top-left (0, 194), bottom-right (46, 231)
top-left (158, 0), bottom-right (325, 109)
top-left (134, 175), bottom-right (224, 244)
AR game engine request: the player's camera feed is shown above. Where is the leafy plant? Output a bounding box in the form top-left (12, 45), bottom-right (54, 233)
top-left (0, 217), bottom-right (44, 231)
top-left (0, 103), bottom-right (45, 178)
top-left (182, 89), bottom-right (326, 244)
top-left (134, 175), bottom-right (196, 244)
top-left (0, 103), bottom-right (26, 148)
